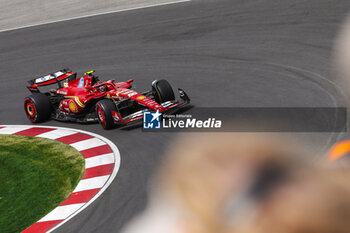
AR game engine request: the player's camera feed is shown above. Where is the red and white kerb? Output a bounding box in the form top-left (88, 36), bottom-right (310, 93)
top-left (0, 125), bottom-right (120, 233)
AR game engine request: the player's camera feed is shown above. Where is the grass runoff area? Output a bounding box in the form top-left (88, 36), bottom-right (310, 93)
top-left (0, 135), bottom-right (85, 233)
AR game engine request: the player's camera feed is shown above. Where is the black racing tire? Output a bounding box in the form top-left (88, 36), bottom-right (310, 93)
top-left (24, 94), bottom-right (52, 123)
top-left (152, 79), bottom-right (175, 104)
top-left (96, 99), bottom-right (117, 129)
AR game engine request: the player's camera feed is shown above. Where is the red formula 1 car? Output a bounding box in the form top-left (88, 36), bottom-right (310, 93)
top-left (24, 69), bottom-right (190, 129)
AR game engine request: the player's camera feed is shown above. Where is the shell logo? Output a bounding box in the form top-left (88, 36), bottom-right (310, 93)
top-left (137, 96), bottom-right (145, 100)
top-left (69, 100), bottom-right (78, 113)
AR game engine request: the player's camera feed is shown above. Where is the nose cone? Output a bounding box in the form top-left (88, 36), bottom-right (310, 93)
top-left (132, 94), bottom-right (165, 112)
top-left (156, 105), bottom-right (165, 112)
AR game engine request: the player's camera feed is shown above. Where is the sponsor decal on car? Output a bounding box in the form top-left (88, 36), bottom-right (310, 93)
top-left (35, 75), bottom-right (53, 84)
top-left (65, 96), bottom-right (86, 108)
top-left (117, 89), bottom-right (137, 97)
top-left (112, 111), bottom-right (122, 122)
top-left (77, 77), bottom-right (85, 88)
top-left (57, 90), bottom-right (68, 95)
top-left (69, 100), bottom-right (78, 113)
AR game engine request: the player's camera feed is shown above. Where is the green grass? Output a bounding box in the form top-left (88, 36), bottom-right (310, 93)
top-left (0, 135), bottom-right (85, 233)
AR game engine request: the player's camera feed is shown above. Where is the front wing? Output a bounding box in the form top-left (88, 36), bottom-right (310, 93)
top-left (112, 88), bottom-right (191, 128)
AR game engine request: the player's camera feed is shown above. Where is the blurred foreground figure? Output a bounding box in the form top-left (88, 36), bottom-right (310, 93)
top-left (121, 134), bottom-right (350, 233)
top-left (331, 14), bottom-right (350, 164)
top-left (333, 14), bottom-right (350, 98)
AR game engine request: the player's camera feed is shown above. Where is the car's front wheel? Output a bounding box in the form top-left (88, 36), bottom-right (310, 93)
top-left (96, 99), bottom-right (117, 129)
top-left (24, 94), bottom-right (52, 123)
top-left (152, 79), bottom-right (175, 104)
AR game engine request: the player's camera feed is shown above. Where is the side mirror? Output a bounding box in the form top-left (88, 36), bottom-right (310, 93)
top-left (126, 79), bottom-right (134, 83)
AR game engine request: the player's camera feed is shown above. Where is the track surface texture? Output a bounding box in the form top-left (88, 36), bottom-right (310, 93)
top-left (0, 0), bottom-right (190, 32)
top-left (1, 0), bottom-right (350, 232)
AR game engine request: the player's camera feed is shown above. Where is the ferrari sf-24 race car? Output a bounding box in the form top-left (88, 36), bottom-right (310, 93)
top-left (24, 69), bottom-right (190, 129)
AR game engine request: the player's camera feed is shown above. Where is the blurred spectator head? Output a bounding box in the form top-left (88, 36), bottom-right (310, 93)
top-left (122, 133), bottom-right (350, 233)
top-left (333, 14), bottom-right (350, 97)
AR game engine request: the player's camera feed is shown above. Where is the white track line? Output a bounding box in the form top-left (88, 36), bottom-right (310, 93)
top-left (0, 0), bottom-right (191, 33)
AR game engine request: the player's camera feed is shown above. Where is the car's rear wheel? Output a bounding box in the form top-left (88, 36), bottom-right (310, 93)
top-left (24, 94), bottom-right (52, 123)
top-left (152, 79), bottom-right (175, 104)
top-left (96, 99), bottom-right (117, 129)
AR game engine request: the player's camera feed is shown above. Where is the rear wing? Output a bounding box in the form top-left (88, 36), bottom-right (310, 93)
top-left (27, 69), bottom-right (77, 93)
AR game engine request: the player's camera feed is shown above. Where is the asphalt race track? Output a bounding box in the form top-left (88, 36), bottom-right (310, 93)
top-left (1, 0), bottom-right (350, 232)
